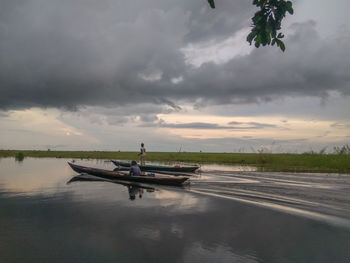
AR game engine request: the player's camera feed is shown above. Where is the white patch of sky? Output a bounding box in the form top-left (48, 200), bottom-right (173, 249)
top-left (8, 108), bottom-right (83, 137)
top-left (0, 106), bottom-right (348, 152)
top-left (0, 108), bottom-right (100, 150)
top-left (181, 28), bottom-right (253, 68)
top-left (156, 113), bottom-right (348, 142)
top-left (1, 95), bottom-right (349, 152)
top-left (138, 71), bottom-right (163, 82)
top-left (171, 76), bottom-right (184, 84)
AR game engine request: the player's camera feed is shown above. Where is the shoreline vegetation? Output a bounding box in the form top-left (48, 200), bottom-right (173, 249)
top-left (1, 150), bottom-right (350, 174)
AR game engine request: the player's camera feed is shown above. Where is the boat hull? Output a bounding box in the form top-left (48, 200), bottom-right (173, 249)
top-left (68, 162), bottom-right (189, 186)
top-left (112, 160), bottom-right (199, 173)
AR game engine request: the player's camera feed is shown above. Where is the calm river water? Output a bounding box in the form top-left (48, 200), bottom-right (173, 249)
top-left (1, 158), bottom-right (350, 263)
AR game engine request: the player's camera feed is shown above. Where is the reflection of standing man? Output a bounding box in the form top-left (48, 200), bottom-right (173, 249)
top-left (127, 185), bottom-right (144, 200)
top-left (139, 143), bottom-right (146, 166)
top-left (128, 185), bottom-right (138, 200)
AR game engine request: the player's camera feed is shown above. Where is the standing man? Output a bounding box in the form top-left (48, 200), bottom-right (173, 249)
top-left (139, 143), bottom-right (146, 166)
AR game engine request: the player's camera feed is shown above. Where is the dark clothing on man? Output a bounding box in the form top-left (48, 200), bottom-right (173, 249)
top-left (129, 164), bottom-right (141, 176)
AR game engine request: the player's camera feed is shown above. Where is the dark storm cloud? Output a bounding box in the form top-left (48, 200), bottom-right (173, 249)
top-left (0, 0), bottom-right (195, 109)
top-left (59, 103), bottom-right (179, 126)
top-left (228, 121), bottom-right (276, 129)
top-left (330, 122), bottom-right (350, 129)
top-left (181, 0), bottom-right (252, 43)
top-left (0, 0), bottom-right (349, 111)
top-left (158, 122), bottom-right (229, 129)
top-left (180, 21), bottom-right (350, 105)
top-left (139, 114), bottom-right (158, 123)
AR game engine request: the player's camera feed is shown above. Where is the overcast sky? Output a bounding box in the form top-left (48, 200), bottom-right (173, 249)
top-left (0, 0), bottom-right (349, 153)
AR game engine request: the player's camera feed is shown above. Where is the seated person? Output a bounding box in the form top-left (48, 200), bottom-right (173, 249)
top-left (129, 160), bottom-right (141, 176)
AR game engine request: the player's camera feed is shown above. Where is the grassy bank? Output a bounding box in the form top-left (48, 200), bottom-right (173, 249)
top-left (1, 150), bottom-right (350, 173)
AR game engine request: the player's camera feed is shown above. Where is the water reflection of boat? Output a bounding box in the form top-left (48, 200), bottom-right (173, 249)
top-left (67, 173), bottom-right (155, 200)
top-left (68, 162), bottom-right (189, 186)
top-left (111, 160), bottom-right (200, 173)
top-left (67, 173), bottom-right (154, 189)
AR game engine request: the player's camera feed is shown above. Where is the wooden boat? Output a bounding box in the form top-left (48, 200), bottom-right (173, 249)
top-left (111, 160), bottom-right (200, 173)
top-left (68, 162), bottom-right (189, 186)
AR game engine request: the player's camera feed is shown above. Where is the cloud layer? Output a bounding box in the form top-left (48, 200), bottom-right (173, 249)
top-left (1, 0), bottom-right (349, 152)
top-left (1, 0), bottom-right (349, 112)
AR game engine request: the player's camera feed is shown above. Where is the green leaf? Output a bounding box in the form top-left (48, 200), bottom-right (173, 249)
top-left (266, 33), bottom-right (271, 45)
top-left (255, 34), bottom-right (262, 48)
top-left (266, 23), bottom-right (273, 34)
top-left (276, 39), bottom-right (286, 52)
top-left (286, 1), bottom-right (294, 14)
top-left (279, 41), bottom-right (286, 51)
top-left (252, 14), bottom-right (263, 24)
top-left (208, 0), bottom-right (215, 9)
top-left (247, 31), bottom-right (256, 44)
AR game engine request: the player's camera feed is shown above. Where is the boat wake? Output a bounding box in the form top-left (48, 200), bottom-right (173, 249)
top-left (188, 170), bottom-right (350, 228)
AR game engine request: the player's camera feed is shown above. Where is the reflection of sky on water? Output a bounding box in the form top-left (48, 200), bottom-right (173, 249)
top-left (0, 157), bottom-right (253, 196)
top-left (182, 242), bottom-right (259, 263)
top-left (1, 157), bottom-right (350, 262)
top-left (0, 158), bottom-right (100, 195)
top-left (0, 157), bottom-right (207, 211)
top-left (199, 163), bottom-right (257, 172)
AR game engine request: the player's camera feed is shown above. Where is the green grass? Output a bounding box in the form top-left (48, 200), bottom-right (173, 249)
top-left (1, 150), bottom-right (350, 173)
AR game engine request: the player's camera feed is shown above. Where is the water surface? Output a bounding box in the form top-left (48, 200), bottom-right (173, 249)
top-left (1, 158), bottom-right (350, 263)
